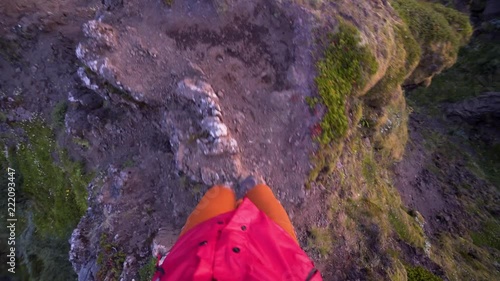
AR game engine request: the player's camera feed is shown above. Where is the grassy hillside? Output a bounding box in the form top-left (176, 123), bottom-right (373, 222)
top-left (305, 1), bottom-right (498, 280)
top-left (0, 118), bottom-right (92, 280)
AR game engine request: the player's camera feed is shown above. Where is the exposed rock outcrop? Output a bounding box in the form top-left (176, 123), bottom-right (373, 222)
top-left (76, 20), bottom-right (147, 103)
top-left (167, 77), bottom-right (242, 186)
top-left (447, 92), bottom-right (500, 123)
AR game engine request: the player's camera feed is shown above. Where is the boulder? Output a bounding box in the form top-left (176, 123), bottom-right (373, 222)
top-left (447, 92), bottom-right (500, 124)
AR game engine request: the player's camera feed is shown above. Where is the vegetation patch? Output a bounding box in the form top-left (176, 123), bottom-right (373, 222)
top-left (121, 157), bottom-right (136, 168)
top-left (407, 19), bottom-right (500, 189)
top-left (305, 96), bottom-right (320, 110)
top-left (471, 219), bottom-right (500, 251)
top-left (364, 25), bottom-right (419, 108)
top-left (405, 265), bottom-right (442, 281)
top-left (0, 112), bottom-right (7, 123)
top-left (390, 0), bottom-right (472, 84)
top-left (11, 120), bottom-right (90, 237)
top-left (318, 133), bottom-right (427, 278)
top-left (73, 136), bottom-right (91, 149)
top-left (388, 210), bottom-right (425, 248)
top-left (431, 3), bottom-right (473, 44)
top-left (411, 125), bottom-right (500, 278)
top-left (97, 233), bottom-right (127, 281)
top-left (308, 20), bottom-right (379, 185)
top-left (374, 95), bottom-right (410, 162)
top-left (362, 155), bottom-right (377, 186)
top-left (51, 101), bottom-right (68, 129)
top-left (362, 150), bottom-right (424, 249)
top-left (307, 226), bottom-right (333, 257)
top-left (307, 3), bottom-right (478, 280)
top-left (314, 20), bottom-right (378, 144)
top-left (431, 234), bottom-right (499, 280)
top-left (1, 119), bottom-right (93, 280)
top-left (396, 24), bottom-right (422, 72)
top-left (139, 257), bottom-right (157, 281)
top-left (391, 0), bottom-right (471, 48)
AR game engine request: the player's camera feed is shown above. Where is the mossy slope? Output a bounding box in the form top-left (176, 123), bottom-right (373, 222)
top-left (307, 1), bottom-right (475, 280)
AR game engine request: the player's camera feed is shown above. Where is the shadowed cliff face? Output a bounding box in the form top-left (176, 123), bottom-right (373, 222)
top-left (3, 0), bottom-right (495, 280)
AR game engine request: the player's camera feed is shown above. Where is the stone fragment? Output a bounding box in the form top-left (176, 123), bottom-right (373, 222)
top-left (82, 20), bottom-right (117, 48)
top-left (201, 116), bottom-right (228, 138)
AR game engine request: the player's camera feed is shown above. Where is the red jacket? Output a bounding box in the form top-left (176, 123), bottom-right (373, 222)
top-left (152, 197), bottom-right (322, 281)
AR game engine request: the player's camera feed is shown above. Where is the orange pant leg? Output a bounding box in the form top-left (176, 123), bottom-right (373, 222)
top-left (245, 184), bottom-right (298, 244)
top-left (180, 185), bottom-right (236, 237)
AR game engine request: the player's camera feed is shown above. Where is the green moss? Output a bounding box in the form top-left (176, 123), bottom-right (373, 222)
top-left (307, 140), bottom-right (344, 187)
top-left (11, 120), bottom-right (90, 237)
top-left (391, 0), bottom-right (470, 47)
top-left (305, 96), bottom-right (320, 110)
top-left (407, 114), bottom-right (500, 279)
top-left (421, 124), bottom-right (500, 187)
top-left (17, 232), bottom-right (78, 281)
top-left (362, 155), bottom-right (377, 186)
top-left (97, 233), bottom-right (127, 281)
top-left (405, 266), bottom-right (442, 281)
top-left (51, 101), bottom-right (68, 129)
top-left (315, 20), bottom-right (378, 144)
top-left (365, 25), bottom-right (420, 108)
top-left (307, 226), bottom-right (333, 257)
top-left (389, 259), bottom-right (408, 281)
top-left (347, 198), bottom-right (385, 220)
top-left (360, 152), bottom-right (424, 248)
top-left (431, 3), bottom-right (473, 44)
top-left (139, 257), bottom-right (157, 281)
top-left (391, 0), bottom-right (471, 83)
top-left (471, 219), bottom-right (500, 251)
top-left (316, 134), bottom-right (432, 279)
top-left (397, 25), bottom-right (421, 73)
top-left (2, 119), bottom-right (91, 280)
top-left (73, 136), bottom-right (90, 149)
top-left (432, 234), bottom-right (499, 280)
top-left (389, 210), bottom-right (425, 248)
